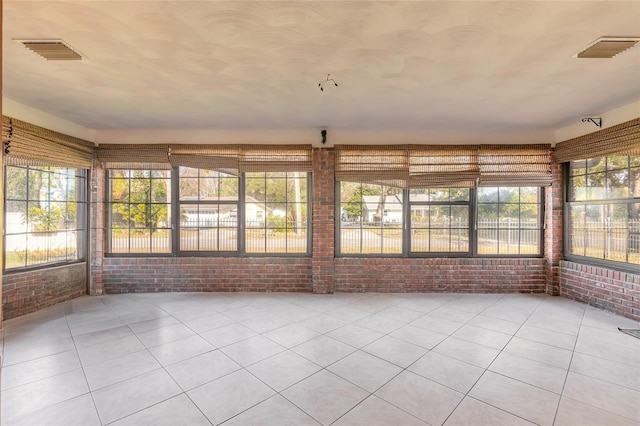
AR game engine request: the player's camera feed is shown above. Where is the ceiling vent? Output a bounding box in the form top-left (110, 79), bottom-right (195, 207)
top-left (19, 40), bottom-right (82, 60)
top-left (573, 37), bottom-right (640, 58)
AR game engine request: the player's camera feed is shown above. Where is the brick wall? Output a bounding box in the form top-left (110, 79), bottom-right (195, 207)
top-left (544, 149), bottom-right (563, 295)
top-left (102, 257), bottom-right (312, 293)
top-left (560, 261), bottom-right (640, 321)
top-left (335, 258), bottom-right (547, 293)
top-left (312, 148), bottom-right (335, 294)
top-left (2, 263), bottom-right (87, 320)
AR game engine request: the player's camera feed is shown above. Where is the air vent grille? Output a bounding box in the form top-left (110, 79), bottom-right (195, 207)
top-left (574, 37), bottom-right (640, 58)
top-left (20, 40), bottom-right (82, 60)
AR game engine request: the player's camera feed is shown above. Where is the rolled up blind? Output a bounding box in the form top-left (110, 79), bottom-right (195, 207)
top-left (96, 144), bottom-right (170, 169)
top-left (2, 116), bottom-right (95, 169)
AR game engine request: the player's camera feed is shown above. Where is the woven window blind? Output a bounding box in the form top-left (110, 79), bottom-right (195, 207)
top-left (478, 144), bottom-right (552, 186)
top-left (335, 145), bottom-right (409, 187)
top-left (2, 116), bottom-right (95, 169)
top-left (169, 144), bottom-right (240, 174)
top-left (555, 117), bottom-right (640, 163)
top-left (409, 145), bottom-right (479, 188)
top-left (96, 144), bottom-right (171, 169)
top-left (239, 145), bottom-right (313, 172)
top-left (336, 144), bottom-right (551, 188)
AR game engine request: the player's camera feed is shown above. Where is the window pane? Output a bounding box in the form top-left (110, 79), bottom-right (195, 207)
top-left (478, 187), bottom-right (542, 255)
top-left (245, 172), bottom-right (309, 254)
top-left (567, 156), bottom-right (639, 267)
top-left (107, 170), bottom-right (171, 254)
top-left (4, 166), bottom-right (86, 270)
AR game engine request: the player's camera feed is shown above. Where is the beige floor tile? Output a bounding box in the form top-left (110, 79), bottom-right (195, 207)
top-left (148, 334), bottom-right (214, 366)
top-left (354, 314), bottom-right (405, 334)
top-left (328, 350), bottom-right (403, 392)
top-left (73, 325), bottom-right (134, 349)
top-left (264, 323), bottom-right (320, 348)
top-left (452, 324), bottom-right (512, 350)
top-left (409, 350), bottom-right (484, 393)
top-left (110, 394), bottom-right (210, 426)
top-left (242, 313), bottom-right (292, 333)
top-left (298, 314), bottom-right (347, 333)
top-left (327, 324), bottom-right (384, 348)
top-left (182, 312), bottom-right (236, 334)
top-left (489, 351), bottom-right (568, 393)
top-left (469, 371), bottom-right (560, 425)
top-left (200, 323), bottom-right (258, 348)
top-left (126, 316), bottom-right (180, 334)
top-left (223, 395), bottom-right (320, 426)
top-left (1, 349), bottom-right (81, 391)
top-left (389, 324), bottom-right (448, 349)
top-left (92, 369), bottom-right (182, 424)
top-left (333, 395), bottom-right (428, 426)
top-left (3, 394), bottom-right (100, 426)
top-left (77, 334), bottom-right (146, 366)
top-left (555, 396), bottom-right (640, 426)
top-left (135, 323), bottom-right (195, 348)
top-left (410, 314), bottom-right (465, 335)
top-left (282, 370), bottom-right (369, 425)
top-left (503, 336), bottom-right (573, 369)
top-left (1, 369), bottom-right (90, 423)
top-left (293, 335), bottom-right (356, 367)
top-left (375, 370), bottom-right (464, 425)
top-left (563, 372), bottom-right (640, 422)
top-left (444, 397), bottom-right (535, 426)
top-left (84, 349), bottom-right (161, 390)
top-left (362, 335), bottom-right (427, 367)
top-left (188, 369), bottom-right (275, 425)
top-left (515, 325), bottom-right (577, 350)
top-left (467, 314), bottom-right (521, 335)
top-left (570, 351), bottom-right (640, 391)
top-left (220, 335), bottom-right (286, 367)
top-left (434, 336), bottom-right (500, 368)
top-left (166, 349), bottom-right (241, 391)
top-left (247, 350), bottom-right (321, 392)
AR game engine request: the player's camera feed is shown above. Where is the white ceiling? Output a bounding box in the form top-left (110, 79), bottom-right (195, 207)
top-left (3, 1), bottom-right (640, 144)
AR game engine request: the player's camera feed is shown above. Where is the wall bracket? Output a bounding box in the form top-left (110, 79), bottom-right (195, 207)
top-left (581, 117), bottom-right (602, 128)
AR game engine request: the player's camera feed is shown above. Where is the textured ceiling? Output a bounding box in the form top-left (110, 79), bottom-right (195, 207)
top-left (3, 1), bottom-right (640, 142)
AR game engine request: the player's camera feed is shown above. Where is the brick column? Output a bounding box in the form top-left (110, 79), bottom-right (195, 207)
top-left (90, 163), bottom-right (105, 295)
top-left (312, 148), bottom-right (335, 293)
top-left (544, 149), bottom-right (563, 295)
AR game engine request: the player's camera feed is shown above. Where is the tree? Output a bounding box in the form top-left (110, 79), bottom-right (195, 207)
top-left (343, 183), bottom-right (379, 220)
top-left (111, 171), bottom-right (168, 232)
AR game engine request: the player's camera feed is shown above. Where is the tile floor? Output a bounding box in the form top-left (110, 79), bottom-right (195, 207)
top-left (1, 292), bottom-right (639, 426)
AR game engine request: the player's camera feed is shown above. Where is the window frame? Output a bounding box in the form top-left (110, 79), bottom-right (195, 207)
top-left (563, 159), bottom-right (640, 274)
top-left (335, 183), bottom-right (545, 258)
top-left (3, 165), bottom-right (89, 272)
top-left (105, 167), bottom-right (312, 257)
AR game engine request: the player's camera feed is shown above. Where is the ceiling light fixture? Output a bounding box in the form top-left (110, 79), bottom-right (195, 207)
top-left (573, 37), bottom-right (640, 58)
top-left (318, 74), bottom-right (338, 92)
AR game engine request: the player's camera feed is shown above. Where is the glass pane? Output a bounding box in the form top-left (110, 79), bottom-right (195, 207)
top-left (219, 177), bottom-right (239, 199)
top-left (607, 156), bottom-right (628, 170)
top-left (180, 227), bottom-right (198, 250)
top-left (586, 157), bottom-right (604, 174)
top-left (180, 177), bottom-right (198, 199)
top-left (478, 204), bottom-right (498, 225)
top-left (111, 228), bottom-right (130, 253)
top-left (410, 228), bottom-right (429, 252)
top-left (606, 169), bottom-right (629, 198)
top-left (477, 187), bottom-right (498, 203)
top-left (411, 205), bottom-right (429, 227)
top-left (430, 205), bottom-right (450, 228)
top-left (477, 228), bottom-right (498, 254)
top-left (151, 229), bottom-right (171, 253)
top-left (5, 234), bottom-right (27, 268)
top-left (499, 204), bottom-right (519, 221)
top-left (6, 167), bottom-right (28, 199)
top-left (451, 188), bottom-right (470, 201)
top-left (571, 175), bottom-right (587, 201)
top-left (630, 202), bottom-right (640, 265)
top-left (199, 177), bottom-right (218, 199)
top-left (630, 156), bottom-right (640, 167)
top-left (499, 187), bottom-right (518, 202)
top-left (362, 225), bottom-right (383, 253)
top-left (129, 229), bottom-right (151, 253)
top-left (246, 203), bottom-right (265, 228)
top-left (151, 179), bottom-right (169, 203)
top-left (451, 206), bottom-right (469, 227)
top-left (586, 172), bottom-right (606, 200)
top-left (606, 204), bottom-right (628, 262)
top-left (570, 160), bottom-right (586, 176)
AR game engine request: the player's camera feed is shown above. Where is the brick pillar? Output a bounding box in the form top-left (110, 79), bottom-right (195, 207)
top-left (312, 148), bottom-right (335, 293)
top-left (544, 149), bottom-right (563, 295)
top-left (90, 163), bottom-right (105, 295)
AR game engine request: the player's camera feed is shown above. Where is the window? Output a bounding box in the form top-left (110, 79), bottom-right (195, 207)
top-left (245, 172), bottom-right (308, 254)
top-left (566, 156), bottom-right (640, 267)
top-left (4, 165), bottom-right (87, 270)
top-left (339, 183), bottom-right (402, 254)
top-left (107, 168), bottom-right (310, 255)
top-left (410, 188), bottom-right (470, 253)
top-left (179, 167), bottom-right (238, 252)
top-left (337, 183), bottom-right (543, 257)
top-left (108, 170), bottom-right (171, 254)
top-left (477, 187), bottom-right (542, 255)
